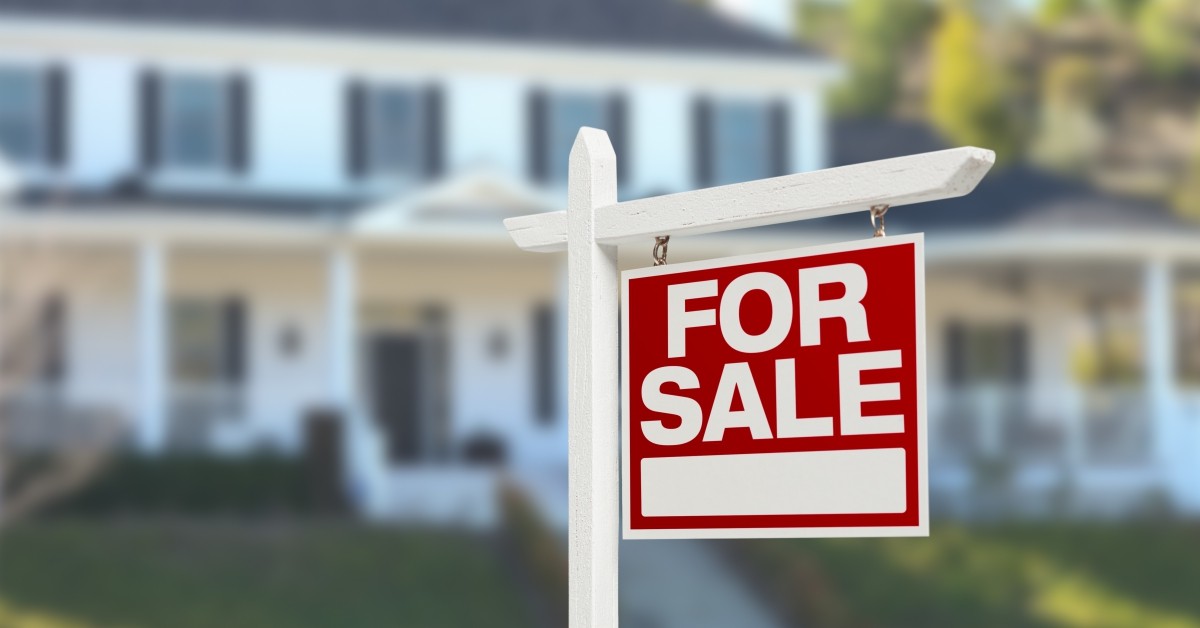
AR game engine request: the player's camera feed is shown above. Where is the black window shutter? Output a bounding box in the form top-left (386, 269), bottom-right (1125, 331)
top-left (228, 73), bottom-right (250, 174)
top-left (608, 91), bottom-right (627, 182)
top-left (41, 294), bottom-right (66, 384)
top-left (423, 83), bottom-right (444, 178)
top-left (692, 95), bottom-right (713, 187)
top-left (527, 88), bottom-right (548, 182)
top-left (1008, 323), bottom-right (1028, 385)
top-left (345, 80), bottom-right (368, 178)
top-left (946, 321), bottom-right (966, 387)
top-left (533, 303), bottom-right (556, 424)
top-left (222, 297), bottom-right (246, 385)
top-left (769, 99), bottom-right (789, 177)
top-left (46, 64), bottom-right (68, 168)
top-left (139, 70), bottom-right (160, 171)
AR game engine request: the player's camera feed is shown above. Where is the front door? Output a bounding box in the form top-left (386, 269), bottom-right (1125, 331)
top-left (370, 334), bottom-right (423, 463)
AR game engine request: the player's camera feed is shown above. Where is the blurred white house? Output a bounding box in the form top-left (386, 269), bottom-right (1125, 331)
top-left (0, 0), bottom-right (1197, 528)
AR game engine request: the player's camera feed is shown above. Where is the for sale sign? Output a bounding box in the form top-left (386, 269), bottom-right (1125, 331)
top-left (622, 234), bottom-right (927, 539)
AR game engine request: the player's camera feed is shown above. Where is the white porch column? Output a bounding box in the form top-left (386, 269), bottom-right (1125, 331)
top-left (1144, 257), bottom-right (1175, 468)
top-left (327, 245), bottom-right (356, 412)
top-left (136, 240), bottom-right (167, 452)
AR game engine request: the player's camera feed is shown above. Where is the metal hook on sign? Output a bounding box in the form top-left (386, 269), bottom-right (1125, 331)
top-left (870, 204), bottom-right (889, 238)
top-left (653, 236), bottom-right (670, 266)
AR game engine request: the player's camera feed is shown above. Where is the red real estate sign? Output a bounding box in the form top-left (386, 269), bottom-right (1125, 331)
top-left (622, 235), bottom-right (928, 539)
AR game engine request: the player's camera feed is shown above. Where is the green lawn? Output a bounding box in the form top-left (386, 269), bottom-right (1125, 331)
top-left (741, 522), bottom-right (1200, 628)
top-left (0, 519), bottom-right (534, 628)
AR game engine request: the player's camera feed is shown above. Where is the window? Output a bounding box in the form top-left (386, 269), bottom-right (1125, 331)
top-left (528, 89), bottom-right (625, 183)
top-left (161, 75), bottom-right (227, 170)
top-left (0, 67), bottom-right (44, 163)
top-left (533, 303), bottom-right (557, 425)
top-left (346, 82), bottom-right (441, 180)
top-left (694, 97), bottom-right (787, 187)
top-left (170, 298), bottom-right (245, 387)
top-left (369, 87), bottom-right (424, 176)
top-left (945, 321), bottom-right (1027, 386)
top-left (713, 102), bottom-right (771, 185)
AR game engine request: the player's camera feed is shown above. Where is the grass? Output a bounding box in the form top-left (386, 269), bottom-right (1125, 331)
top-left (0, 519), bottom-right (534, 628)
top-left (740, 521), bottom-right (1200, 628)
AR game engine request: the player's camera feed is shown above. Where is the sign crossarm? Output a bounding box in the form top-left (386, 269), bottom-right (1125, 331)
top-left (505, 145), bottom-right (994, 253)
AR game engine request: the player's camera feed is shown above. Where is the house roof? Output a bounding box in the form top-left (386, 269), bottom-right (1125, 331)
top-left (0, 0), bottom-right (818, 59)
top-left (773, 117), bottom-right (1200, 236)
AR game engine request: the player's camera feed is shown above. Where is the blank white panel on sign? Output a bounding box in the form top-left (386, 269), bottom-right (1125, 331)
top-left (640, 448), bottom-right (907, 518)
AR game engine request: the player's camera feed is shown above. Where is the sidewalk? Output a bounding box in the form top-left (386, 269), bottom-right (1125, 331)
top-left (513, 466), bottom-right (787, 628)
top-left (620, 539), bottom-right (786, 628)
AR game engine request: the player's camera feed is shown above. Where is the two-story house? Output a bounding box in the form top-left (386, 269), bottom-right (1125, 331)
top-left (5, 1), bottom-right (1200, 529)
top-left (0, 0), bottom-right (837, 525)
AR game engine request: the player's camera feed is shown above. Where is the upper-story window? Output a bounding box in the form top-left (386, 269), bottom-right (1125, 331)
top-left (161, 75), bottom-right (226, 170)
top-left (528, 88), bottom-right (626, 184)
top-left (0, 67), bottom-right (43, 163)
top-left (0, 64), bottom-right (67, 168)
top-left (713, 102), bottom-right (770, 185)
top-left (694, 97), bottom-right (788, 187)
top-left (346, 82), bottom-right (442, 180)
top-left (142, 70), bottom-right (248, 174)
top-left (370, 87), bottom-right (424, 176)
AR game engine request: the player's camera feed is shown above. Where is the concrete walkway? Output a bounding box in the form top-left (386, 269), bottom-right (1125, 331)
top-left (620, 539), bottom-right (786, 628)
top-left (513, 467), bottom-right (787, 628)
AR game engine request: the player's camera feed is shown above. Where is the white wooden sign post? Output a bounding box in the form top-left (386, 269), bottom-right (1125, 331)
top-left (505, 127), bottom-right (994, 627)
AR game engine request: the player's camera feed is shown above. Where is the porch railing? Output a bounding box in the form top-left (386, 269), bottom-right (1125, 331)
top-left (932, 386), bottom-right (1153, 468)
top-left (0, 390), bottom-right (125, 451)
top-left (168, 384), bottom-right (243, 450)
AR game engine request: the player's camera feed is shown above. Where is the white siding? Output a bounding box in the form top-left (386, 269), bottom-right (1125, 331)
top-left (70, 56), bottom-right (138, 187)
top-left (629, 83), bottom-right (691, 195)
top-left (251, 65), bottom-right (345, 194)
top-left (446, 74), bottom-right (527, 179)
top-left (793, 87), bottom-right (825, 173)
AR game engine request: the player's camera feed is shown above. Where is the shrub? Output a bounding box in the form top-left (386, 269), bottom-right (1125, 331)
top-left (49, 452), bottom-right (327, 517)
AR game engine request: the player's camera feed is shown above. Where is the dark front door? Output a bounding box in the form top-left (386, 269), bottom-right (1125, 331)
top-left (370, 334), bottom-right (423, 463)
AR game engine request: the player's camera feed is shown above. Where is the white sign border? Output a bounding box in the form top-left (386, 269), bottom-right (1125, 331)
top-left (621, 233), bottom-right (929, 540)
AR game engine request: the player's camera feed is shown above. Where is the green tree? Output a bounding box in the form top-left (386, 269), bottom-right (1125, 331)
top-left (1136, 0), bottom-right (1198, 78)
top-left (832, 0), bottom-right (931, 116)
top-left (1100, 0), bottom-right (1145, 20)
top-left (1039, 0), bottom-right (1089, 26)
top-left (1173, 108), bottom-right (1200, 223)
top-left (1029, 56), bottom-right (1104, 173)
top-left (927, 3), bottom-right (1018, 159)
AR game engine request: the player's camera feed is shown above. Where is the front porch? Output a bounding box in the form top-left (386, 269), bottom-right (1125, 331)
top-left (0, 198), bottom-right (564, 526)
top-left (924, 255), bottom-right (1200, 516)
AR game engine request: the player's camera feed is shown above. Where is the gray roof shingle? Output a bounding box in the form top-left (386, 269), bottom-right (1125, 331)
top-left (0, 0), bottom-right (819, 59)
